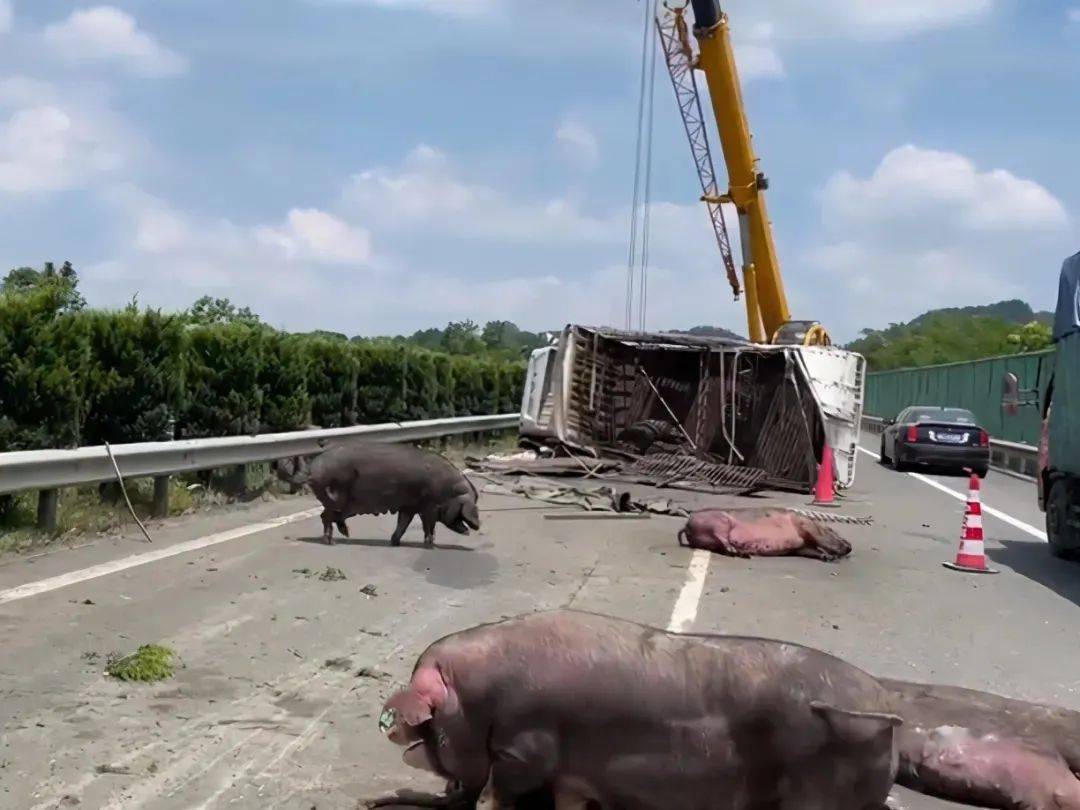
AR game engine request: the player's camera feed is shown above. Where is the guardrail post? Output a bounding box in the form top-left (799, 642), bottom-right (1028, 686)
top-left (225, 465), bottom-right (247, 497)
top-left (152, 476), bottom-right (170, 518)
top-left (37, 489), bottom-right (59, 533)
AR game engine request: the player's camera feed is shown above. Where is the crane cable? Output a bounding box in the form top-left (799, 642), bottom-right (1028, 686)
top-left (626, 0), bottom-right (659, 332)
top-left (638, 3), bottom-right (658, 333)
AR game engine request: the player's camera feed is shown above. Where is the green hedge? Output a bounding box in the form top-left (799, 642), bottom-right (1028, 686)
top-left (0, 292), bottom-right (526, 451)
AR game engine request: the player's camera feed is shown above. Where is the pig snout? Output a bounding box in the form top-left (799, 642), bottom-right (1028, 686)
top-left (442, 495), bottom-right (481, 535)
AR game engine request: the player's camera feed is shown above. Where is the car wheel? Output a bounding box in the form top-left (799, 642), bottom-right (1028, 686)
top-left (891, 447), bottom-right (904, 472)
top-left (879, 436), bottom-right (888, 465)
top-left (1046, 480), bottom-right (1080, 560)
top-left (974, 465), bottom-right (989, 479)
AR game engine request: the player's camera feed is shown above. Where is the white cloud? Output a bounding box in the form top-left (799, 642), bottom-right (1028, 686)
top-left (0, 77), bottom-right (55, 107)
top-left (342, 144), bottom-right (621, 243)
top-left (86, 185), bottom-right (383, 322)
top-left (312, 0), bottom-right (497, 17)
top-left (808, 144), bottom-right (1071, 337)
top-left (254, 208), bottom-right (372, 264)
top-left (0, 1), bottom-right (12, 34)
top-left (822, 144), bottom-right (1068, 235)
top-left (0, 104), bottom-right (126, 193)
top-left (1068, 7), bottom-right (1080, 24)
top-left (43, 6), bottom-right (187, 77)
top-left (83, 145), bottom-right (751, 335)
top-left (732, 21), bottom-right (785, 79)
top-left (554, 120), bottom-right (599, 169)
top-left (723, 0), bottom-right (995, 41)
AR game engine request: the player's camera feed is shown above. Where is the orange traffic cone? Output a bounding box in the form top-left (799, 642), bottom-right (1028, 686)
top-left (809, 441), bottom-right (839, 507)
top-left (943, 472), bottom-right (999, 574)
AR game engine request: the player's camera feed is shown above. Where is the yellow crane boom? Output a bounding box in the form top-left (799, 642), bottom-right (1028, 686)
top-left (658, 1), bottom-right (831, 347)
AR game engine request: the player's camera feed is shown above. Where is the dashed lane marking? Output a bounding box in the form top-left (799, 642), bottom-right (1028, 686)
top-left (857, 446), bottom-right (1047, 542)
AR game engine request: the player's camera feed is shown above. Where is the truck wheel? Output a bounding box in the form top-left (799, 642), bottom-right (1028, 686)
top-left (1046, 480), bottom-right (1080, 560)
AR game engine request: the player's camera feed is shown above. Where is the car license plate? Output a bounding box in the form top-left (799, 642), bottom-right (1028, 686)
top-left (933, 431), bottom-right (966, 444)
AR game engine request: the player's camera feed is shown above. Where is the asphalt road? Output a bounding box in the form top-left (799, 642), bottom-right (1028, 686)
top-left (0, 438), bottom-right (1076, 810)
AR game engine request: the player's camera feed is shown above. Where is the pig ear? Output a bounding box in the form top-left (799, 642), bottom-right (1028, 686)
top-left (395, 691), bottom-right (434, 726)
top-left (811, 701), bottom-right (902, 743)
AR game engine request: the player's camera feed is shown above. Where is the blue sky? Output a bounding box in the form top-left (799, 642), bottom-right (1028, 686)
top-left (1, 0), bottom-right (1078, 341)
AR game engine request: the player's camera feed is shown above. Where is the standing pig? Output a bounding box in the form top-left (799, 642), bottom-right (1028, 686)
top-left (302, 442), bottom-right (480, 546)
top-left (373, 609), bottom-right (901, 809)
top-left (678, 507), bottom-right (852, 562)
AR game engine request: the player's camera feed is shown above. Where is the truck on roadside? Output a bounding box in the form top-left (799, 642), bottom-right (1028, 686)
top-left (1039, 251), bottom-right (1080, 558)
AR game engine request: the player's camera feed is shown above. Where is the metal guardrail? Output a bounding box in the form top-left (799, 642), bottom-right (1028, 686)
top-left (0, 414), bottom-right (520, 529)
top-left (861, 415), bottom-right (1038, 478)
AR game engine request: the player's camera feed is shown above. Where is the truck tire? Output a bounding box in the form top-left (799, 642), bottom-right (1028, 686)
top-left (1046, 480), bottom-right (1080, 560)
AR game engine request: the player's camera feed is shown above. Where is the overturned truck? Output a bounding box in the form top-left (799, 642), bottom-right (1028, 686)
top-left (519, 326), bottom-right (866, 493)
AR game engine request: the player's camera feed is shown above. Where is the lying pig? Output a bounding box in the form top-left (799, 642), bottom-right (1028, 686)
top-left (373, 609), bottom-right (901, 809)
top-left (303, 442), bottom-right (480, 546)
top-left (882, 677), bottom-right (1080, 809)
top-left (678, 507), bottom-right (852, 561)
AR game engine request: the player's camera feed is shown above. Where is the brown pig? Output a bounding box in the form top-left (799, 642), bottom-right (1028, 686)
top-left (678, 507), bottom-right (852, 562)
top-left (373, 609), bottom-right (901, 809)
top-left (883, 678), bottom-right (1080, 809)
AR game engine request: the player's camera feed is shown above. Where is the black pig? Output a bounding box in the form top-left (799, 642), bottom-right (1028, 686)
top-left (287, 442), bottom-right (480, 546)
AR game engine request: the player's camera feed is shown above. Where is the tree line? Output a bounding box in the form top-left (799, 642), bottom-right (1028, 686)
top-left (844, 301), bottom-right (1054, 371)
top-left (0, 264), bottom-right (526, 452)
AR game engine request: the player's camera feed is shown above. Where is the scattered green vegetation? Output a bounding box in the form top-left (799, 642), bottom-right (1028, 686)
top-left (846, 300), bottom-right (1054, 371)
top-left (292, 566), bottom-right (347, 582)
top-left (105, 644), bottom-right (176, 682)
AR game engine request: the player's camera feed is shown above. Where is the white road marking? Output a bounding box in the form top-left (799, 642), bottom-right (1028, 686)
top-left (667, 549), bottom-right (711, 633)
top-left (0, 508), bottom-right (322, 606)
top-left (856, 447), bottom-right (1047, 542)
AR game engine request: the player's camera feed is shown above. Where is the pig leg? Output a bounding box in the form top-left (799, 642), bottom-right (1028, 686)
top-left (365, 788), bottom-right (476, 809)
top-left (391, 511), bottom-right (415, 547)
top-left (484, 730), bottom-right (558, 808)
top-left (320, 509), bottom-right (335, 545)
top-left (420, 509), bottom-right (438, 547)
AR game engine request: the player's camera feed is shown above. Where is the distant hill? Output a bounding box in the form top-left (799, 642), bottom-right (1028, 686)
top-left (845, 299), bottom-right (1053, 371)
top-left (905, 299), bottom-right (1052, 329)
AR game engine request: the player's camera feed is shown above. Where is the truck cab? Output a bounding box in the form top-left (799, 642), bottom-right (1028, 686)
top-left (1038, 252), bottom-right (1080, 558)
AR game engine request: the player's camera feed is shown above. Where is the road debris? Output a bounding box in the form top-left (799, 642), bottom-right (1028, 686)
top-left (323, 657), bottom-right (352, 671)
top-left (105, 644), bottom-right (176, 682)
top-left (319, 566), bottom-right (347, 582)
top-left (359, 584), bottom-right (378, 597)
top-left (95, 764), bottom-right (135, 776)
top-left (480, 479), bottom-right (691, 517)
top-left (356, 667), bottom-right (390, 681)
